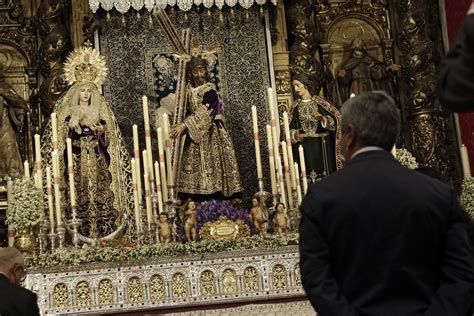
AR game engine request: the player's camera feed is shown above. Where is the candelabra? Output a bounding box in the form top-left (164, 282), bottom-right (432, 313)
top-left (68, 207), bottom-right (82, 248)
top-left (56, 224), bottom-right (65, 250)
top-left (37, 221), bottom-right (48, 254)
top-left (254, 177), bottom-right (271, 203)
top-left (48, 230), bottom-right (57, 252)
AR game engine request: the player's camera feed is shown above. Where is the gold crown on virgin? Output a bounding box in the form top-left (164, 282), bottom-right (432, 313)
top-left (64, 42), bottom-right (108, 86)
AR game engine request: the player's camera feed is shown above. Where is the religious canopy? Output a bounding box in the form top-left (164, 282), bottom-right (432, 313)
top-left (89, 0), bottom-right (278, 13)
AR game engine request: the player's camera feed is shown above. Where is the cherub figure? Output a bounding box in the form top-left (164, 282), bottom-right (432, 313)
top-left (157, 212), bottom-right (176, 244)
top-left (183, 200), bottom-right (197, 242)
top-left (249, 197), bottom-right (268, 235)
top-left (273, 203), bottom-right (290, 234)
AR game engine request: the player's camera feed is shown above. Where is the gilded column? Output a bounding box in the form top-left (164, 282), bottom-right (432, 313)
top-left (397, 0), bottom-right (462, 184)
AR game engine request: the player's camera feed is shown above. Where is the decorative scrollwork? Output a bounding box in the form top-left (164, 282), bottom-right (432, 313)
top-left (243, 266), bottom-right (259, 292)
top-left (75, 281), bottom-right (92, 307)
top-left (127, 277), bottom-right (143, 302)
top-left (222, 268), bottom-right (238, 294)
top-left (53, 283), bottom-right (69, 308)
top-left (172, 273), bottom-right (188, 298)
top-left (200, 270), bottom-right (216, 296)
top-left (98, 279), bottom-right (114, 305)
top-left (150, 275), bottom-right (166, 300)
top-left (294, 263), bottom-right (301, 287)
top-left (271, 264), bottom-right (287, 290)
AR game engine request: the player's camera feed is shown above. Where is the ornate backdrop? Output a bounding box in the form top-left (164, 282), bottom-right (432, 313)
top-left (99, 8), bottom-right (271, 197)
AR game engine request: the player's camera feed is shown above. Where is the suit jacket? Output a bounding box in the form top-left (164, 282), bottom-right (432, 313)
top-left (299, 150), bottom-right (474, 316)
top-left (0, 274), bottom-right (40, 316)
top-left (439, 13), bottom-right (474, 112)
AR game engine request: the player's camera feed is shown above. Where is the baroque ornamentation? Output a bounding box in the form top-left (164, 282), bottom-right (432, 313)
top-left (150, 275), bottom-right (166, 300)
top-left (127, 277), bottom-right (143, 302)
top-left (53, 283), bottom-right (69, 308)
top-left (271, 264), bottom-right (287, 290)
top-left (172, 273), bottom-right (188, 298)
top-left (293, 263), bottom-right (301, 287)
top-left (98, 279), bottom-right (114, 305)
top-left (243, 266), bottom-right (259, 292)
top-left (398, 0), bottom-right (461, 183)
top-left (275, 70), bottom-right (292, 95)
top-left (75, 281), bottom-right (92, 307)
top-left (222, 268), bottom-right (237, 294)
top-left (200, 270), bottom-right (216, 296)
top-left (37, 0), bottom-right (71, 114)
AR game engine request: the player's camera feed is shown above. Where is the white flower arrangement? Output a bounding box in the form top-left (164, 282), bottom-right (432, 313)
top-left (396, 148), bottom-right (419, 169)
top-left (6, 178), bottom-right (44, 228)
top-left (460, 177), bottom-right (474, 219)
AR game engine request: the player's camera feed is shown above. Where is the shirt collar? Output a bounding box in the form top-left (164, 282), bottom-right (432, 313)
top-left (351, 146), bottom-right (385, 159)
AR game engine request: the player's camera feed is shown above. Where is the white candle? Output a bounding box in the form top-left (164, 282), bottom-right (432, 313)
top-left (7, 180), bottom-right (14, 247)
top-left (154, 161), bottom-right (164, 214)
top-left (52, 150), bottom-right (62, 227)
top-left (276, 155), bottom-right (287, 207)
top-left (283, 112), bottom-right (297, 190)
top-left (34, 134), bottom-right (43, 190)
top-left (461, 144), bottom-right (472, 178)
top-left (23, 161), bottom-right (30, 178)
top-left (143, 171), bottom-right (153, 225)
top-left (162, 113), bottom-right (174, 186)
top-left (142, 96), bottom-right (154, 181)
top-left (265, 125), bottom-right (277, 195)
top-left (295, 162), bottom-right (302, 205)
top-left (298, 145), bottom-right (308, 195)
top-left (132, 125), bottom-right (143, 205)
top-left (51, 112), bottom-right (58, 150)
top-left (46, 167), bottom-right (55, 232)
top-left (281, 141), bottom-right (293, 209)
top-left (157, 128), bottom-right (169, 202)
top-left (251, 106), bottom-right (263, 179)
top-left (131, 159), bottom-right (141, 233)
top-left (66, 138), bottom-right (76, 209)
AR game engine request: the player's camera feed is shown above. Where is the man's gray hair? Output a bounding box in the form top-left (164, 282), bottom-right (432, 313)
top-left (341, 91), bottom-right (400, 151)
top-left (0, 247), bottom-right (24, 268)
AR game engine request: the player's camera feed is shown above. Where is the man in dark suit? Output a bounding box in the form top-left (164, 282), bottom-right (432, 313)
top-left (299, 91), bottom-right (474, 316)
top-left (0, 247), bottom-right (40, 315)
top-left (438, 2), bottom-right (474, 112)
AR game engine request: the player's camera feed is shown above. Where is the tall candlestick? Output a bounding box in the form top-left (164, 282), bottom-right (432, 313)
top-left (283, 112), bottom-right (297, 191)
top-left (157, 128), bottom-right (169, 202)
top-left (391, 145), bottom-right (397, 158)
top-left (131, 159), bottom-right (141, 233)
top-left (265, 125), bottom-right (277, 195)
top-left (162, 113), bottom-right (174, 187)
top-left (281, 141), bottom-right (293, 208)
top-left (51, 112), bottom-right (58, 150)
top-left (142, 96), bottom-right (154, 181)
top-left (132, 125), bottom-right (143, 205)
top-left (23, 161), bottom-right (29, 178)
top-left (7, 180), bottom-right (14, 246)
top-left (34, 134), bottom-right (43, 190)
top-left (66, 138), bottom-right (76, 211)
top-left (461, 144), bottom-right (472, 178)
top-left (294, 162), bottom-right (302, 205)
top-left (46, 167), bottom-right (55, 232)
top-left (51, 150), bottom-right (62, 227)
top-left (154, 161), bottom-right (164, 214)
top-left (251, 106), bottom-right (263, 179)
top-left (298, 145), bottom-right (308, 195)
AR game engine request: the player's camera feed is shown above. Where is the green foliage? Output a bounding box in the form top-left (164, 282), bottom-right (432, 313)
top-left (25, 233), bottom-right (299, 269)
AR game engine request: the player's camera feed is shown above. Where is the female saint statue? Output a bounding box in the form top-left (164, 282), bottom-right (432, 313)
top-left (290, 70), bottom-right (343, 182)
top-left (42, 45), bottom-right (133, 242)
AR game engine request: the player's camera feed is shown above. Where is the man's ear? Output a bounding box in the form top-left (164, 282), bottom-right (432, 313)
top-left (345, 124), bottom-right (356, 149)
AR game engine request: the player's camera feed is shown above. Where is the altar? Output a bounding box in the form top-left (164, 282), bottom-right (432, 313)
top-left (0, 0), bottom-right (465, 314)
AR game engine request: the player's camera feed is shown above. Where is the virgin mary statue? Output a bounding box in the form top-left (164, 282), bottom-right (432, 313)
top-left (42, 45), bottom-right (134, 243)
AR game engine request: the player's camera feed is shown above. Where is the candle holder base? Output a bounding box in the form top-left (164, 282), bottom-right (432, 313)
top-left (56, 225), bottom-right (66, 250)
top-left (48, 231), bottom-right (57, 252)
top-left (67, 216), bottom-right (82, 248)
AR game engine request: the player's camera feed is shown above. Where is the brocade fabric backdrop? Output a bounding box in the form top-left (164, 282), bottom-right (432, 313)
top-left (99, 8), bottom-right (271, 197)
